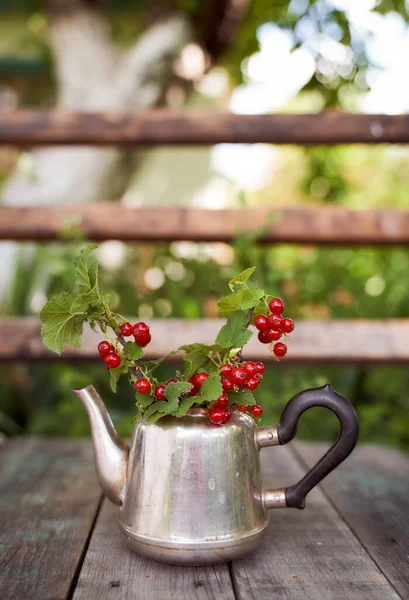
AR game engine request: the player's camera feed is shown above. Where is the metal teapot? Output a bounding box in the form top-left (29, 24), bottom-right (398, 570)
top-left (74, 384), bottom-right (358, 565)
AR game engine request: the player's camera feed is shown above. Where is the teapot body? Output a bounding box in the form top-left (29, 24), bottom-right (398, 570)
top-left (119, 408), bottom-right (270, 565)
top-left (75, 384), bottom-right (358, 566)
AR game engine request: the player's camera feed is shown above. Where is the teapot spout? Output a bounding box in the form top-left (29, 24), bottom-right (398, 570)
top-left (74, 385), bottom-right (129, 506)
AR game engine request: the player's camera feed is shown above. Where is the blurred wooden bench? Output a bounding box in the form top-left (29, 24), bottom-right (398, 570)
top-left (0, 110), bottom-right (409, 364)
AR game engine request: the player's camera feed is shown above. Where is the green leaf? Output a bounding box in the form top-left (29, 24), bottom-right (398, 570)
top-left (135, 391), bottom-right (155, 408)
top-left (143, 400), bottom-right (174, 420)
top-left (40, 292), bottom-right (86, 355)
top-left (173, 395), bottom-right (200, 417)
top-left (142, 349), bottom-right (181, 372)
top-left (199, 372), bottom-right (222, 403)
top-left (183, 350), bottom-right (211, 380)
top-left (109, 361), bottom-right (129, 393)
top-left (71, 286), bottom-right (102, 312)
top-left (74, 244), bottom-right (98, 293)
top-left (164, 381), bottom-right (193, 405)
top-left (216, 311), bottom-right (253, 349)
top-left (217, 288), bottom-right (264, 316)
top-left (123, 342), bottom-right (144, 361)
top-left (228, 267), bottom-right (256, 291)
top-left (228, 389), bottom-right (255, 406)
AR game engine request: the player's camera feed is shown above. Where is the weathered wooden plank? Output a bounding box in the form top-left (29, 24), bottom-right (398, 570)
top-left (73, 499), bottom-right (235, 600)
top-left (1, 205), bottom-right (409, 245)
top-left (0, 437), bottom-right (102, 600)
top-left (230, 445), bottom-right (400, 599)
top-left (294, 443), bottom-right (409, 599)
top-left (1, 317), bottom-right (409, 364)
top-left (0, 111), bottom-right (409, 146)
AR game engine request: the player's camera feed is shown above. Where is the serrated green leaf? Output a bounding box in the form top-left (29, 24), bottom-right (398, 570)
top-left (148, 411), bottom-right (167, 424)
top-left (164, 381), bottom-right (193, 405)
top-left (216, 311), bottom-right (253, 349)
top-left (228, 267), bottom-right (256, 291)
top-left (123, 342), bottom-right (144, 361)
top-left (143, 400), bottom-right (175, 420)
top-left (173, 395), bottom-right (200, 417)
top-left (71, 285), bottom-right (102, 312)
top-left (183, 350), bottom-right (211, 379)
top-left (217, 288), bottom-right (264, 316)
top-left (74, 244), bottom-right (98, 293)
top-left (227, 389), bottom-right (255, 406)
top-left (199, 372), bottom-right (222, 403)
top-left (179, 343), bottom-right (224, 353)
top-left (109, 361), bottom-right (129, 393)
top-left (40, 292), bottom-right (86, 355)
top-left (135, 391), bottom-right (155, 407)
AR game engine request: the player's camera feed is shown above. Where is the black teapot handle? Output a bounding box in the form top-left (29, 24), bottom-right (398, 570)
top-left (261, 384), bottom-right (359, 510)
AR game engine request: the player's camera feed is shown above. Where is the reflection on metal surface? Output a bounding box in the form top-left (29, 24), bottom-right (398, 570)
top-left (75, 387), bottom-right (286, 564)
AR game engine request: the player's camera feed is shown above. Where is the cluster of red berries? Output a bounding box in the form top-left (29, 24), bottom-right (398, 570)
top-left (220, 360), bottom-right (264, 393)
top-left (97, 321), bottom-right (151, 370)
top-left (120, 321), bottom-right (151, 347)
top-left (209, 400), bottom-right (262, 425)
top-left (254, 297), bottom-right (294, 358)
top-left (97, 341), bottom-right (121, 369)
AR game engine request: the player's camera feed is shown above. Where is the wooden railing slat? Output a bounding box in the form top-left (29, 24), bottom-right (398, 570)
top-left (1, 318), bottom-right (408, 364)
top-left (1, 205), bottom-right (409, 245)
top-left (1, 111), bottom-right (409, 146)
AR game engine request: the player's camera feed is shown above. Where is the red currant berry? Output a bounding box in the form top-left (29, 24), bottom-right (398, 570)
top-left (255, 362), bottom-right (265, 374)
top-left (268, 314), bottom-right (283, 329)
top-left (221, 409), bottom-right (232, 424)
top-left (246, 377), bottom-right (259, 391)
top-left (135, 379), bottom-right (151, 394)
top-left (154, 385), bottom-right (166, 401)
top-left (266, 327), bottom-right (282, 342)
top-left (133, 321), bottom-right (149, 334)
top-left (119, 322), bottom-right (134, 337)
top-left (236, 404), bottom-right (248, 412)
top-left (269, 297), bottom-right (285, 314)
top-left (255, 315), bottom-right (269, 331)
top-left (209, 407), bottom-right (226, 425)
top-left (166, 378), bottom-right (178, 385)
top-left (244, 361), bottom-right (257, 377)
top-left (231, 368), bottom-right (247, 386)
top-left (220, 364), bottom-right (232, 377)
top-left (281, 318), bottom-right (294, 333)
top-left (98, 341), bottom-right (112, 357)
top-left (258, 330), bottom-right (270, 344)
top-left (273, 342), bottom-right (287, 358)
top-left (134, 330), bottom-right (151, 347)
top-left (221, 378), bottom-right (233, 391)
top-left (104, 352), bottom-right (121, 369)
top-left (192, 372), bottom-right (209, 389)
top-left (215, 395), bottom-right (229, 409)
top-left (188, 384), bottom-right (198, 396)
top-left (250, 404), bottom-right (263, 418)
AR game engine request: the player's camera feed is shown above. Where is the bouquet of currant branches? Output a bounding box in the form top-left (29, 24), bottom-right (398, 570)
top-left (40, 245), bottom-right (294, 425)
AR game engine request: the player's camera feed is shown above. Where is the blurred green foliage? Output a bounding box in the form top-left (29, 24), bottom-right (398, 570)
top-left (2, 235), bottom-right (409, 451)
top-left (1, 0), bottom-right (409, 450)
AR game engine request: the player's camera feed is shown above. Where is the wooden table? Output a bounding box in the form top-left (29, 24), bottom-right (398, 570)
top-left (0, 437), bottom-right (408, 599)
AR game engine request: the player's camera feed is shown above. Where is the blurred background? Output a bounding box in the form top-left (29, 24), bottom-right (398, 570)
top-left (1, 0), bottom-right (409, 449)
